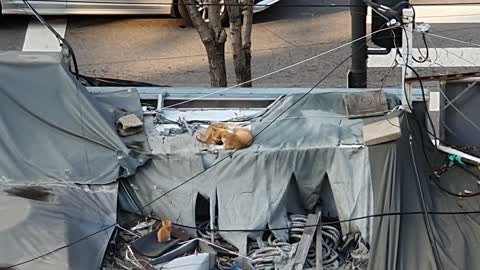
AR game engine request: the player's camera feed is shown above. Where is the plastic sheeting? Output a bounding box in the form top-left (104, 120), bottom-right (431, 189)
top-left (0, 183), bottom-right (117, 270)
top-left (120, 92), bottom-right (402, 254)
top-left (368, 113), bottom-right (480, 270)
top-left (0, 52), bottom-right (146, 270)
top-left (0, 52), bottom-right (144, 184)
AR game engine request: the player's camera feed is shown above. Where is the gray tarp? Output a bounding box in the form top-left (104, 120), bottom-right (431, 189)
top-left (3, 51), bottom-right (479, 269)
top-left (368, 113), bottom-right (480, 270)
top-left (0, 183), bottom-right (117, 270)
top-left (0, 52), bottom-right (146, 269)
top-left (120, 92), bottom-right (401, 254)
top-left (0, 52), bottom-right (143, 184)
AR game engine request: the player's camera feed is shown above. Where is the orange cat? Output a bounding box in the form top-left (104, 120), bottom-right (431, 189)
top-left (196, 123), bottom-right (228, 145)
top-left (157, 220), bottom-right (173, 243)
top-left (197, 124), bottom-right (253, 150)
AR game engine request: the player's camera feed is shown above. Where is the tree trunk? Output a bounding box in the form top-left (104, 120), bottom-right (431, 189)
top-left (206, 41), bottom-right (228, 87)
top-left (226, 0), bottom-right (253, 87)
top-left (183, 0), bottom-right (228, 87)
top-left (241, 0), bottom-right (253, 86)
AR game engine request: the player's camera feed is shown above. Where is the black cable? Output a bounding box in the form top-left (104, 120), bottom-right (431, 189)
top-left (401, 62), bottom-right (480, 201)
top-left (398, 15), bottom-right (441, 170)
top-left (413, 33), bottom-right (430, 64)
top-left (400, 21), bottom-right (445, 269)
top-left (22, 0), bottom-right (80, 80)
top-left (135, 25), bottom-right (405, 216)
top-left (397, 49), bottom-right (436, 170)
top-left (8, 206), bottom-right (480, 268)
top-left (409, 134), bottom-right (444, 270)
top-left (431, 163), bottom-right (480, 198)
top-left (363, 0), bottom-right (403, 21)
top-left (135, 24), bottom-right (407, 214)
top-left (135, 52), bottom-right (354, 214)
top-left (0, 224), bottom-right (117, 270)
top-left (135, 210), bottom-right (480, 233)
top-left (405, 114), bottom-right (445, 270)
top-left (406, 65), bottom-right (438, 152)
top-left (432, 176), bottom-right (480, 198)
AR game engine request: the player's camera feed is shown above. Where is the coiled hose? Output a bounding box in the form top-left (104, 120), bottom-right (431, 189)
top-left (247, 214), bottom-right (342, 270)
top-left (196, 215), bottom-right (366, 270)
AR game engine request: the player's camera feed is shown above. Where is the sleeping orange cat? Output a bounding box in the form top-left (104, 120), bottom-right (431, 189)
top-left (196, 123), bottom-right (253, 150)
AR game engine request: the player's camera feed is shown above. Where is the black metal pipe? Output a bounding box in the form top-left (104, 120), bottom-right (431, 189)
top-left (348, 0), bottom-right (368, 88)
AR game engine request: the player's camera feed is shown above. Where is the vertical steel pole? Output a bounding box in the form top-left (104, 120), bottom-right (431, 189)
top-left (401, 8), bottom-right (414, 107)
top-left (348, 0), bottom-right (368, 88)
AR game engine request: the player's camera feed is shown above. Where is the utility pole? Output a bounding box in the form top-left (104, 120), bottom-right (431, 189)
top-left (348, 0), bottom-right (368, 88)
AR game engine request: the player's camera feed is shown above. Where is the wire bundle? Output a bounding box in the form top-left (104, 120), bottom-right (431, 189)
top-left (245, 214), bottom-right (343, 269)
top-left (289, 214), bottom-right (342, 269)
top-left (197, 221), bottom-right (223, 241)
top-left (247, 234), bottom-right (293, 269)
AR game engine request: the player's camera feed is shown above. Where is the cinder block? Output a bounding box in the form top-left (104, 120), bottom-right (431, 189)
top-left (363, 116), bottom-right (401, 146)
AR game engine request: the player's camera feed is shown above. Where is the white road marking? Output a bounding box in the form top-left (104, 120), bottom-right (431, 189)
top-left (22, 18), bottom-right (67, 52)
top-left (429, 92), bottom-right (440, 112)
top-left (368, 48), bottom-right (480, 68)
top-left (368, 5), bottom-right (480, 24)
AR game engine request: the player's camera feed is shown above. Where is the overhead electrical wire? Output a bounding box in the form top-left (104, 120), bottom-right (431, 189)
top-left (399, 36), bottom-right (480, 200)
top-left (139, 210), bottom-right (480, 233)
top-left (401, 72), bottom-right (445, 270)
top-left (136, 52), bottom-right (355, 213)
top-left (7, 207), bottom-right (480, 270)
top-left (394, 11), bottom-right (445, 269)
top-left (414, 33), bottom-right (480, 134)
top-left (162, 25), bottom-right (401, 109)
top-left (427, 32), bottom-right (480, 48)
top-left (136, 26), bottom-right (405, 214)
top-left (10, 2), bottom-right (480, 269)
top-left (135, 26), bottom-right (407, 215)
top-left (0, 30), bottom-right (379, 269)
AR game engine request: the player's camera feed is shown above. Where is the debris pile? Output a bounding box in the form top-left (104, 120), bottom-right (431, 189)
top-left (103, 214), bottom-right (370, 270)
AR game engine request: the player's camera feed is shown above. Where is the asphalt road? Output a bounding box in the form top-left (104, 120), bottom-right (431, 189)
top-left (1, 0), bottom-right (480, 89)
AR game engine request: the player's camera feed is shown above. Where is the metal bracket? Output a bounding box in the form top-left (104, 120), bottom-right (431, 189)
top-left (156, 93), bottom-right (165, 110)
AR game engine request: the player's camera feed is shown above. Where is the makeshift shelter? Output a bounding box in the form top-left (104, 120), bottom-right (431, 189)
top-left (120, 92), bottom-right (402, 254)
top-left (1, 51), bottom-right (480, 270)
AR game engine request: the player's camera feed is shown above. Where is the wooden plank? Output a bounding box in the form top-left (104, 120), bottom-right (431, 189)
top-left (292, 213), bottom-right (321, 270)
top-left (315, 208), bottom-right (323, 270)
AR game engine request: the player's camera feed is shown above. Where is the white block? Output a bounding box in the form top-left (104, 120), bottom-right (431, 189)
top-left (23, 18), bottom-right (67, 52)
top-left (429, 92), bottom-right (440, 112)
